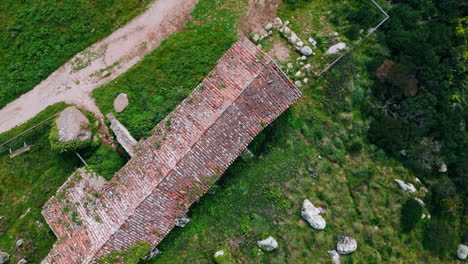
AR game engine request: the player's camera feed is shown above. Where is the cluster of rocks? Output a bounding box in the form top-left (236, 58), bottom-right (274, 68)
top-left (0, 239), bottom-right (30, 264)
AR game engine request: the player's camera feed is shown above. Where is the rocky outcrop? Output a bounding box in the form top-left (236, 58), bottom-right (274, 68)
top-left (336, 236), bottom-right (357, 255)
top-left (56, 106), bottom-right (91, 142)
top-left (458, 244), bottom-right (468, 260)
top-left (326, 42), bottom-right (347, 54)
top-left (328, 250), bottom-right (341, 264)
top-left (0, 252), bottom-right (9, 264)
top-left (107, 113), bottom-right (137, 157)
top-left (113, 93), bottom-right (129, 113)
top-left (301, 199), bottom-right (326, 230)
top-left (394, 179), bottom-right (416, 193)
top-left (257, 236), bottom-right (278, 252)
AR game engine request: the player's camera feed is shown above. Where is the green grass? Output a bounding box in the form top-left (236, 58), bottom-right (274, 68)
top-left (93, 0), bottom-right (245, 140)
top-left (0, 0), bottom-right (151, 108)
top-left (0, 103), bottom-right (124, 262)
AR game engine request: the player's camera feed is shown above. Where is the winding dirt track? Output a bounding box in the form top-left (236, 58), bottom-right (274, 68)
top-left (0, 0), bottom-right (198, 133)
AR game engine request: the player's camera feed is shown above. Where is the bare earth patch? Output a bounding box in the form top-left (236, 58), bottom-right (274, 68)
top-left (239, 0), bottom-right (281, 35)
top-left (268, 40), bottom-right (290, 62)
top-left (0, 0), bottom-right (199, 133)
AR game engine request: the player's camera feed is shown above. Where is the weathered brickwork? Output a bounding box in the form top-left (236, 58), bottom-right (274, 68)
top-left (41, 36), bottom-right (301, 264)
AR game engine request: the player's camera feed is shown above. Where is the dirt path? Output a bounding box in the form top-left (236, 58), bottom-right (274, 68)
top-left (0, 0), bottom-right (198, 134)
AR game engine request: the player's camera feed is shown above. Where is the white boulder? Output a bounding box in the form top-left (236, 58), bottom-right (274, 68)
top-left (257, 236), bottom-right (278, 252)
top-left (414, 197), bottom-right (425, 206)
top-left (457, 244), bottom-right (468, 260)
top-left (439, 162), bottom-right (447, 172)
top-left (289, 32), bottom-right (299, 44)
top-left (303, 78), bottom-right (309, 84)
top-left (297, 41), bottom-right (304, 47)
top-left (394, 179), bottom-right (417, 193)
top-left (282, 26), bottom-right (291, 36)
top-left (294, 81), bottom-right (302, 87)
top-left (252, 34), bottom-right (261, 42)
top-left (56, 106), bottom-right (91, 142)
top-left (336, 236), bottom-right (357, 255)
top-left (265, 23), bottom-right (273, 31)
top-left (308, 38), bottom-right (317, 46)
top-left (295, 71), bottom-right (302, 78)
top-left (301, 199), bottom-right (326, 230)
top-left (326, 42), bottom-right (347, 54)
top-left (300, 46), bottom-right (313, 56)
top-left (287, 63), bottom-right (293, 69)
top-left (17, 259), bottom-right (28, 264)
top-left (114, 93), bottom-right (129, 113)
top-left (0, 252), bottom-right (9, 264)
top-left (328, 250), bottom-right (341, 264)
top-left (273, 17), bottom-right (283, 27)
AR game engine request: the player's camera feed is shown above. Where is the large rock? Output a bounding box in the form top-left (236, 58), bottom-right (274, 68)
top-left (289, 32), bottom-right (299, 44)
top-left (300, 46), bottom-right (313, 56)
top-left (17, 259), bottom-right (28, 264)
top-left (113, 93), bottom-right (129, 113)
top-left (326, 42), bottom-right (347, 54)
top-left (107, 113), bottom-right (137, 157)
top-left (257, 236), bottom-right (278, 252)
top-left (458, 244), bottom-right (468, 260)
top-left (273, 17), bottom-right (283, 27)
top-left (301, 199), bottom-right (326, 230)
top-left (56, 106), bottom-right (91, 142)
top-left (0, 252), bottom-right (9, 264)
top-left (394, 179), bottom-right (417, 193)
top-left (336, 236), bottom-right (357, 255)
top-left (328, 250), bottom-right (341, 264)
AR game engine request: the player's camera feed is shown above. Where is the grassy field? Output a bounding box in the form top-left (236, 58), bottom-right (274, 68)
top-left (0, 0), bottom-right (151, 108)
top-left (0, 103), bottom-right (125, 262)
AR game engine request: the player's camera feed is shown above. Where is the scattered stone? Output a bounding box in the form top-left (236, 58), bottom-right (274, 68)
top-left (328, 250), bottom-right (341, 264)
top-left (374, 226), bottom-right (379, 230)
top-left (273, 17), bottom-right (283, 27)
top-left (457, 244), bottom-right (468, 260)
top-left (257, 44), bottom-right (263, 49)
top-left (284, 20), bottom-right (290, 26)
top-left (300, 46), bottom-right (313, 56)
top-left (303, 78), bottom-right (309, 84)
top-left (439, 162), bottom-right (447, 172)
top-left (16, 239), bottom-right (25, 249)
top-left (415, 177), bottom-right (421, 183)
top-left (295, 71), bottom-right (302, 78)
top-left (113, 93), bottom-right (129, 113)
top-left (175, 215), bottom-right (190, 227)
top-left (56, 106), bottom-right (91, 142)
top-left (421, 214), bottom-right (426, 219)
top-left (326, 42), bottom-right (347, 54)
top-left (252, 34), bottom-right (261, 43)
top-left (268, 30), bottom-right (273, 35)
top-left (301, 199), bottom-right (326, 230)
top-left (297, 41), bottom-right (304, 47)
top-left (287, 63), bottom-right (293, 69)
top-left (142, 247), bottom-right (161, 261)
top-left (303, 64), bottom-right (311, 69)
top-left (282, 26), bottom-right (291, 36)
top-left (308, 38), bottom-right (317, 46)
top-left (333, 32), bottom-right (339, 36)
top-left (17, 259), bottom-right (28, 264)
top-left (214, 250), bottom-right (224, 257)
top-left (294, 81), bottom-right (302, 87)
top-left (394, 179), bottom-right (417, 193)
top-left (336, 236), bottom-right (357, 255)
top-left (257, 236), bottom-right (278, 252)
top-left (265, 23), bottom-right (273, 31)
top-left (107, 113), bottom-right (137, 157)
top-left (414, 197), bottom-right (425, 206)
top-left (400, 149), bottom-right (407, 156)
top-left (0, 252), bottom-right (9, 264)
top-left (289, 32), bottom-right (299, 44)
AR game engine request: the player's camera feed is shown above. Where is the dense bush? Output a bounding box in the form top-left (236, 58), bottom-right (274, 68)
top-left (86, 145), bottom-right (126, 180)
top-left (422, 220), bottom-right (456, 256)
top-left (400, 198), bottom-right (423, 232)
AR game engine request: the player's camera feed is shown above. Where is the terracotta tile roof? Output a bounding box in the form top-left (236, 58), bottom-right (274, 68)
top-left (41, 36), bottom-right (301, 263)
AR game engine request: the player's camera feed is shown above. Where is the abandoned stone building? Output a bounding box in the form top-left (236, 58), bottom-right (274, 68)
top-left (41, 37), bottom-right (301, 263)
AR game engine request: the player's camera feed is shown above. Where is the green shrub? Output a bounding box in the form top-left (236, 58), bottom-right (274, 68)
top-left (400, 198), bottom-right (423, 232)
top-left (346, 140), bottom-right (363, 155)
top-left (98, 241), bottom-right (152, 264)
top-left (86, 145), bottom-right (126, 180)
top-left (422, 220), bottom-right (456, 256)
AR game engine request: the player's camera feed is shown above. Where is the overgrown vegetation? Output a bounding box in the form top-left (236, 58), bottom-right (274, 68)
top-left (0, 0), bottom-right (151, 108)
top-left (400, 198), bottom-right (423, 232)
top-left (98, 241), bottom-right (152, 264)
